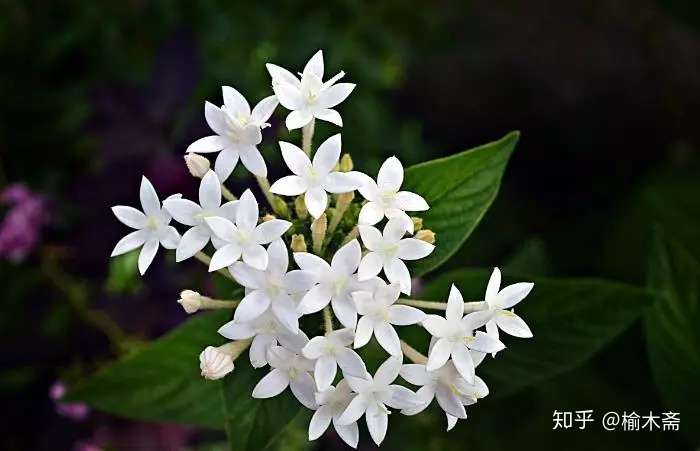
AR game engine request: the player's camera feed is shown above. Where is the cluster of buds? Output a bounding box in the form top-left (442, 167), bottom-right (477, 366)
top-left (110, 50), bottom-right (533, 447)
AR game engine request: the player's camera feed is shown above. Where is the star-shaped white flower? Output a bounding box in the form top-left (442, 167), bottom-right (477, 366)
top-left (357, 156), bottom-right (429, 233)
top-left (229, 239), bottom-right (315, 333)
top-left (309, 380), bottom-right (359, 448)
top-left (483, 267), bottom-right (534, 343)
top-left (422, 285), bottom-right (505, 383)
top-left (111, 176), bottom-right (181, 275)
top-left (269, 134), bottom-right (362, 219)
top-left (337, 356), bottom-right (420, 446)
top-left (266, 50), bottom-right (355, 130)
top-left (163, 170), bottom-right (238, 262)
top-left (252, 344), bottom-right (317, 410)
top-left (218, 311), bottom-right (309, 368)
top-left (186, 86), bottom-right (278, 180)
top-left (204, 189), bottom-right (291, 271)
top-left (352, 282), bottom-right (425, 356)
top-left (301, 328), bottom-right (367, 390)
top-left (295, 239), bottom-right (380, 328)
top-left (358, 217), bottom-right (434, 294)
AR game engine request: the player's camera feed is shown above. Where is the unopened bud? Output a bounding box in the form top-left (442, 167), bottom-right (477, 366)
top-left (184, 154), bottom-right (211, 178)
top-left (415, 229), bottom-right (436, 244)
top-left (339, 153), bottom-right (354, 172)
top-left (199, 345), bottom-right (234, 380)
top-left (411, 217), bottom-right (423, 232)
top-left (311, 213), bottom-right (328, 254)
top-left (294, 196), bottom-right (308, 220)
top-left (291, 234), bottom-right (307, 252)
top-left (262, 214), bottom-right (276, 222)
top-left (271, 196), bottom-right (289, 218)
top-left (178, 289), bottom-right (202, 314)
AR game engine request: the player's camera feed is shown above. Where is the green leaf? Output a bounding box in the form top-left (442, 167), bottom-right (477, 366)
top-left (105, 249), bottom-right (142, 295)
top-left (646, 229), bottom-right (700, 443)
top-left (403, 131), bottom-right (519, 276)
top-left (421, 268), bottom-right (653, 396)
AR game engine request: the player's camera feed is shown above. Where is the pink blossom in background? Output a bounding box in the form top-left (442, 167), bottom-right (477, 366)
top-left (50, 381), bottom-right (91, 421)
top-left (0, 183), bottom-right (51, 262)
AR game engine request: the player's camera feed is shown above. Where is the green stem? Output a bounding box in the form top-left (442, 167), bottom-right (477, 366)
top-left (396, 299), bottom-right (487, 312)
top-left (323, 306), bottom-right (334, 335)
top-left (221, 184), bottom-right (237, 202)
top-left (302, 118), bottom-right (315, 155)
top-left (400, 340), bottom-right (427, 364)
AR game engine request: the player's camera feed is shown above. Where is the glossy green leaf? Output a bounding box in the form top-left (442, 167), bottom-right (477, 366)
top-left (403, 131), bottom-right (519, 276)
top-left (646, 229), bottom-right (700, 443)
top-left (421, 268), bottom-right (653, 396)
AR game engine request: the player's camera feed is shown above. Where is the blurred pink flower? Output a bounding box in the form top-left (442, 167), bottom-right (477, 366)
top-left (50, 381), bottom-right (91, 421)
top-left (0, 183), bottom-right (50, 261)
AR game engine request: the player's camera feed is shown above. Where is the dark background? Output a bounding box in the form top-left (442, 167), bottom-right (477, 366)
top-left (1, 1), bottom-right (698, 450)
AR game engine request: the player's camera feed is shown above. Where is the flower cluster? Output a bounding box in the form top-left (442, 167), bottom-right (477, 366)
top-left (110, 50), bottom-right (534, 447)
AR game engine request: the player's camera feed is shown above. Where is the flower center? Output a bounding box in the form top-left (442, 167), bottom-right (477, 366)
top-left (383, 243), bottom-right (399, 258)
top-left (145, 216), bottom-right (159, 231)
top-left (333, 276), bottom-right (348, 296)
top-left (379, 189), bottom-right (397, 206)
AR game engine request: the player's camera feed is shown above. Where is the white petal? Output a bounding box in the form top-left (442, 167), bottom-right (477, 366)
top-left (315, 356), bottom-right (338, 390)
top-left (286, 110), bottom-right (314, 130)
top-left (230, 261), bottom-right (265, 289)
top-left (422, 315), bottom-right (448, 337)
top-left (385, 385), bottom-right (420, 409)
top-left (446, 284), bottom-right (465, 321)
top-left (266, 63), bottom-right (301, 88)
top-left (336, 348), bottom-right (367, 378)
top-left (252, 368), bottom-right (289, 398)
top-left (234, 290), bottom-right (271, 322)
top-left (496, 311), bottom-right (533, 338)
top-left (137, 238), bottom-right (159, 275)
top-left (401, 385), bottom-right (434, 416)
top-left (485, 267), bottom-right (501, 303)
top-left (163, 198), bottom-right (200, 226)
top-left (331, 296), bottom-right (358, 329)
top-left (222, 86), bottom-right (250, 115)
top-left (383, 217), bottom-right (408, 243)
top-left (322, 172), bottom-right (361, 193)
top-left (357, 252), bottom-right (383, 281)
top-left (331, 239), bottom-right (361, 274)
top-left (446, 414), bottom-right (458, 431)
top-left (209, 243), bottom-right (243, 271)
top-left (111, 229), bottom-right (148, 257)
top-left (290, 372), bottom-right (318, 409)
top-left (377, 156), bottom-right (403, 191)
top-left (303, 50), bottom-right (324, 79)
top-left (366, 402), bottom-right (388, 446)
top-left (204, 101), bottom-right (227, 135)
top-left (353, 316), bottom-right (374, 349)
top-left (358, 225), bottom-right (383, 251)
top-left (139, 176), bottom-right (161, 216)
top-left (302, 336), bottom-right (328, 360)
top-left (397, 238), bottom-right (434, 260)
top-left (426, 338), bottom-right (452, 371)
top-left (462, 310), bottom-right (493, 330)
top-left (352, 290), bottom-right (375, 315)
top-left (470, 331), bottom-right (505, 354)
top-left (496, 282), bottom-right (535, 309)
top-left (266, 238), bottom-right (289, 275)
top-left (186, 135), bottom-right (226, 154)
top-left (271, 294), bottom-right (300, 333)
top-left (299, 284), bottom-right (333, 314)
top-left (218, 320), bottom-right (255, 340)
top-left (270, 175), bottom-right (307, 196)
top-left (313, 108), bottom-right (342, 126)
top-left (304, 188), bottom-right (328, 219)
top-left (214, 148), bottom-right (239, 182)
top-left (273, 81), bottom-right (304, 110)
top-left (388, 305), bottom-right (425, 325)
top-left (338, 394), bottom-right (369, 426)
top-left (112, 206), bottom-right (146, 229)
top-left (358, 202), bottom-right (385, 226)
top-left (374, 356), bottom-right (402, 385)
top-left (333, 420), bottom-right (359, 449)
top-left (451, 345), bottom-right (475, 384)
top-left (435, 386), bottom-right (467, 419)
top-left (242, 244), bottom-right (269, 270)
top-left (318, 83), bottom-right (355, 109)
top-left (313, 134), bottom-right (341, 175)
top-left (251, 95), bottom-right (279, 125)
top-left (204, 216), bottom-right (238, 242)
top-left (235, 189), bottom-right (259, 231)
top-left (309, 406), bottom-right (332, 441)
top-left (400, 364), bottom-right (431, 386)
top-left (485, 320), bottom-right (500, 347)
top-left (255, 220), bottom-right (291, 244)
top-left (239, 145), bottom-right (267, 177)
top-left (293, 252), bottom-right (329, 275)
top-left (284, 270), bottom-right (317, 293)
top-left (249, 334), bottom-right (276, 368)
top-left (384, 258), bottom-right (411, 295)
top-left (279, 141), bottom-right (312, 175)
top-left (385, 209), bottom-right (415, 234)
top-left (175, 226), bottom-right (210, 261)
top-left (159, 226), bottom-right (180, 249)
top-left (199, 170), bottom-right (222, 211)
top-left (395, 191), bottom-right (429, 211)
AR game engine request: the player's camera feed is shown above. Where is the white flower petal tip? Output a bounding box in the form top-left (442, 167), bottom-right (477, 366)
top-left (199, 346), bottom-right (234, 380)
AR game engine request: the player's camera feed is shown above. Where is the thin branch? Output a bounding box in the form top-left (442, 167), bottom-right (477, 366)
top-left (302, 119), bottom-right (315, 155)
top-left (323, 306), bottom-right (334, 335)
top-left (400, 340), bottom-right (427, 364)
top-left (396, 299), bottom-right (487, 313)
top-left (221, 184), bottom-right (237, 202)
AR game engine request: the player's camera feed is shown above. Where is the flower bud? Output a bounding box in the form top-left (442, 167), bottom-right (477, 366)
top-left (262, 213), bottom-right (276, 222)
top-left (291, 234), bottom-right (307, 252)
top-left (339, 153), bottom-right (354, 172)
top-left (411, 217), bottom-right (423, 232)
top-left (184, 154), bottom-right (211, 178)
top-left (311, 213), bottom-right (327, 254)
top-left (199, 346), bottom-right (234, 380)
top-left (415, 229), bottom-right (436, 244)
top-left (271, 196), bottom-right (290, 218)
top-left (294, 196), bottom-right (308, 219)
top-left (178, 289), bottom-right (202, 314)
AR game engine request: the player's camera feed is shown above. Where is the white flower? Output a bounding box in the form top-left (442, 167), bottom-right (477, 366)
top-left (178, 289), bottom-right (202, 314)
top-left (186, 86), bottom-right (278, 180)
top-left (358, 218), bottom-right (434, 294)
top-left (357, 156), bottom-right (429, 233)
top-left (399, 360), bottom-right (488, 421)
top-left (352, 282), bottom-right (425, 356)
top-left (163, 170), bottom-right (238, 262)
top-left (229, 239), bottom-right (315, 334)
top-left (204, 189), bottom-right (291, 271)
top-left (337, 356), bottom-right (420, 446)
top-left (252, 344), bottom-right (317, 409)
top-left (199, 346), bottom-right (235, 380)
top-left (295, 239), bottom-right (379, 328)
top-left (309, 380), bottom-right (359, 448)
top-left (266, 50), bottom-right (355, 130)
top-left (269, 134), bottom-right (362, 218)
top-left (219, 311), bottom-right (309, 368)
top-left (423, 285), bottom-right (505, 383)
top-left (111, 176), bottom-right (181, 275)
top-left (483, 267), bottom-right (534, 343)
top-left (301, 328), bottom-right (366, 390)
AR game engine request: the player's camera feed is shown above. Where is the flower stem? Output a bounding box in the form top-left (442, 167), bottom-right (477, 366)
top-left (199, 297), bottom-right (240, 310)
top-left (302, 118), bottom-right (315, 156)
top-left (256, 176), bottom-right (289, 218)
top-left (194, 251), bottom-right (235, 282)
top-left (323, 306), bottom-right (334, 335)
top-left (396, 299), bottom-right (487, 312)
top-left (219, 338), bottom-right (252, 360)
top-left (221, 184), bottom-right (237, 202)
top-left (341, 226), bottom-right (359, 245)
top-left (400, 340), bottom-right (427, 364)
top-left (327, 192), bottom-right (353, 237)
